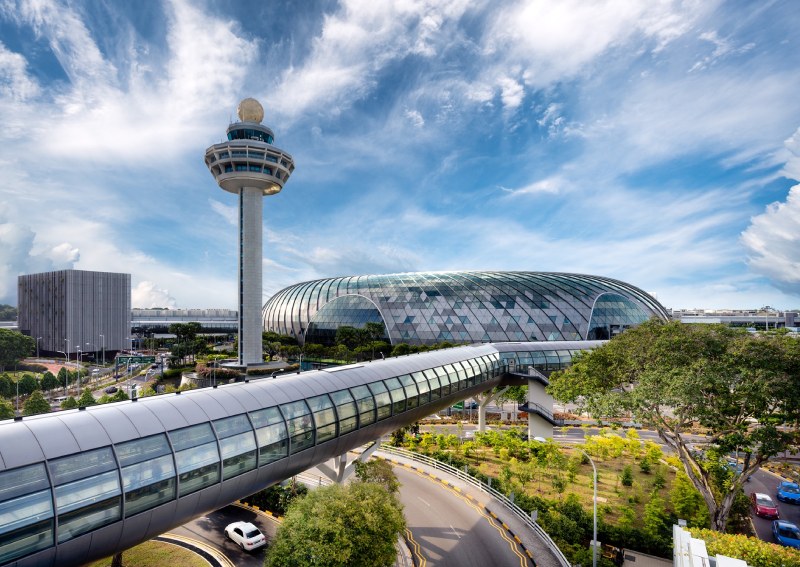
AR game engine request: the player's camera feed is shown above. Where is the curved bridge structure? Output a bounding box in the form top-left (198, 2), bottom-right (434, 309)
top-left (0, 341), bottom-right (600, 567)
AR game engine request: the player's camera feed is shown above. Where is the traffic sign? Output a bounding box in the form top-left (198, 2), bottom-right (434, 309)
top-left (116, 356), bottom-right (156, 364)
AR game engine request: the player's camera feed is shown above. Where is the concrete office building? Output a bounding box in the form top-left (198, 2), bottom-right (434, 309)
top-left (17, 269), bottom-right (131, 359)
top-left (205, 98), bottom-right (295, 366)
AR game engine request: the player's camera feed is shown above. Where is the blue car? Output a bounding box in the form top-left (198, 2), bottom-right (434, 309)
top-left (773, 520), bottom-right (800, 548)
top-left (777, 481), bottom-right (800, 504)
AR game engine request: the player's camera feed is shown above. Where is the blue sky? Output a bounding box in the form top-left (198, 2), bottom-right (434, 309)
top-left (1, 0), bottom-right (799, 311)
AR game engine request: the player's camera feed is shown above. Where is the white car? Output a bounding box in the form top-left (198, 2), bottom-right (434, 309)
top-left (225, 521), bottom-right (266, 551)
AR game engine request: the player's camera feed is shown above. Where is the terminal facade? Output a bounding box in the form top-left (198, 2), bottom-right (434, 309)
top-left (262, 270), bottom-right (669, 346)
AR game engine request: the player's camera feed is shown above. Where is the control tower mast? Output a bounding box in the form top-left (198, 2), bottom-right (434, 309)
top-left (204, 99), bottom-right (295, 366)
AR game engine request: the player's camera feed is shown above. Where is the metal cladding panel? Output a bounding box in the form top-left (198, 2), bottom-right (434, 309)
top-left (86, 521), bottom-right (124, 561)
top-left (215, 384), bottom-right (262, 412)
top-left (121, 400), bottom-right (175, 435)
top-left (240, 381), bottom-right (284, 407)
top-left (0, 423), bottom-right (45, 470)
top-left (196, 387), bottom-right (248, 416)
top-left (218, 469), bottom-right (258, 506)
top-left (173, 391), bottom-right (227, 420)
top-left (21, 417), bottom-right (81, 460)
top-left (84, 406), bottom-right (140, 443)
top-left (16, 547), bottom-right (55, 567)
top-left (142, 500), bottom-right (179, 541)
top-left (247, 379), bottom-right (297, 406)
top-left (56, 412), bottom-right (113, 452)
top-left (116, 510), bottom-right (154, 550)
top-left (169, 396), bottom-right (216, 425)
top-left (54, 533), bottom-right (94, 567)
top-left (173, 491), bottom-right (202, 523)
top-left (321, 365), bottom-right (384, 390)
top-left (255, 457), bottom-right (290, 488)
top-left (193, 483), bottom-right (224, 518)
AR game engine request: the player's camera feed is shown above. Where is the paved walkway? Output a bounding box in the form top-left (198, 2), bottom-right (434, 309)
top-left (375, 449), bottom-right (567, 567)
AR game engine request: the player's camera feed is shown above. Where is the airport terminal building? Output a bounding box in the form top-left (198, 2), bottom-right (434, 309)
top-left (262, 271), bottom-right (668, 346)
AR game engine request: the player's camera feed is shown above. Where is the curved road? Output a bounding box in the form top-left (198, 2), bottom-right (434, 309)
top-left (394, 464), bottom-right (531, 566)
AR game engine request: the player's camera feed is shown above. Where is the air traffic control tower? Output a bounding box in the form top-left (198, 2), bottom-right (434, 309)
top-left (205, 99), bottom-right (295, 366)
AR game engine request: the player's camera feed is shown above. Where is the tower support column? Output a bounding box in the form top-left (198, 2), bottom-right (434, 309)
top-left (239, 186), bottom-right (263, 365)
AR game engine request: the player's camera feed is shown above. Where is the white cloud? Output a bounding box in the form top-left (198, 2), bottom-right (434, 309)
top-left (0, 41), bottom-right (40, 100)
top-left (501, 176), bottom-right (564, 197)
top-left (741, 184), bottom-right (800, 294)
top-left (405, 108), bottom-right (425, 128)
top-left (132, 281), bottom-right (177, 309)
top-left (209, 199), bottom-right (237, 226)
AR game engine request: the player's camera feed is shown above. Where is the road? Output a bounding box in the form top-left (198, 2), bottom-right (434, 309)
top-left (394, 464), bottom-right (531, 566)
top-left (745, 468), bottom-right (800, 543)
top-left (171, 504), bottom-right (276, 566)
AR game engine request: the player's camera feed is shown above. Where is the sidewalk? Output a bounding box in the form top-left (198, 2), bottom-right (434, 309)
top-left (375, 448), bottom-right (568, 567)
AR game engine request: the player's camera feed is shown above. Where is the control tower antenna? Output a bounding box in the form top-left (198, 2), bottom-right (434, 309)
top-left (204, 98), bottom-right (295, 366)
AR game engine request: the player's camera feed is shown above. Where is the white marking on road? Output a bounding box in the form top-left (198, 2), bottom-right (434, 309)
top-left (417, 496), bottom-right (431, 507)
top-left (450, 525), bottom-right (461, 539)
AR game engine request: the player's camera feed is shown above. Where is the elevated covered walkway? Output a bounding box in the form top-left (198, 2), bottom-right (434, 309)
top-left (0, 341), bottom-right (600, 567)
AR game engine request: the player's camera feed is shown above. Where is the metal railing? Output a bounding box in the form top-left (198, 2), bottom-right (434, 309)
top-left (377, 445), bottom-right (570, 567)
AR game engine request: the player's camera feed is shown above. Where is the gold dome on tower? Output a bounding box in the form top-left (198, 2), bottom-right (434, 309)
top-left (237, 98), bottom-right (264, 123)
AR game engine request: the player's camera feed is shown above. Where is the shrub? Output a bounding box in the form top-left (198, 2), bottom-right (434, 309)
top-left (620, 466), bottom-right (634, 487)
top-left (689, 528), bottom-right (800, 567)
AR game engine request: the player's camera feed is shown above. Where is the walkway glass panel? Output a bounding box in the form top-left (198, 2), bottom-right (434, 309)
top-left (249, 407), bottom-right (288, 464)
top-left (368, 382), bottom-right (392, 421)
top-left (49, 447), bottom-right (121, 543)
top-left (170, 423), bottom-right (220, 496)
top-left (307, 395), bottom-right (337, 443)
top-left (214, 415), bottom-right (257, 479)
top-left (116, 434), bottom-right (176, 517)
top-left (329, 390), bottom-right (357, 435)
top-left (280, 400), bottom-right (315, 454)
top-left (0, 464), bottom-right (53, 564)
top-left (350, 385), bottom-right (376, 427)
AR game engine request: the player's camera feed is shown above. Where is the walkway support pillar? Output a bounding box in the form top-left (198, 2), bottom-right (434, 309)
top-left (476, 387), bottom-right (509, 433)
top-left (527, 372), bottom-right (554, 439)
top-left (316, 439), bottom-right (382, 484)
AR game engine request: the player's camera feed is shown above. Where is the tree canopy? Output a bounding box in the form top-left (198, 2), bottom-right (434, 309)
top-left (547, 319), bottom-right (800, 531)
top-left (266, 480), bottom-right (405, 567)
top-left (23, 390), bottom-right (51, 416)
top-left (0, 329), bottom-right (34, 371)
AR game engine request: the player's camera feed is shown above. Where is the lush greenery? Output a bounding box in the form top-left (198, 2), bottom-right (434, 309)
top-left (84, 541), bottom-right (209, 567)
top-left (265, 480), bottom-right (405, 567)
top-left (396, 426), bottom-right (753, 560)
top-left (0, 304), bottom-right (17, 321)
top-left (689, 528), bottom-right (800, 567)
top-left (0, 329), bottom-right (34, 371)
top-left (243, 481), bottom-right (309, 516)
top-left (23, 391), bottom-right (51, 415)
top-left (548, 319), bottom-right (800, 531)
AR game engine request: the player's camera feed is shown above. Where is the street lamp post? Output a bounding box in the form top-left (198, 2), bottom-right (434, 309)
top-left (76, 346), bottom-right (82, 392)
top-left (36, 337), bottom-right (41, 359)
top-left (99, 334), bottom-right (105, 366)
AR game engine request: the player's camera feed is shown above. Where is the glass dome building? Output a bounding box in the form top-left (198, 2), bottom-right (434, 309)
top-left (262, 271), bottom-right (668, 346)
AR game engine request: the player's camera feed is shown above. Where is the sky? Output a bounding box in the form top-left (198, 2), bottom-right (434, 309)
top-left (1, 0), bottom-right (799, 312)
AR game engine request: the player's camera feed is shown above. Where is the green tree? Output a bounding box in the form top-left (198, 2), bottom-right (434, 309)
top-left (40, 371), bottom-right (59, 392)
top-left (266, 482), bottom-right (405, 567)
top-left (0, 398), bottom-right (14, 419)
top-left (354, 458), bottom-right (400, 493)
top-left (78, 389), bottom-right (97, 407)
top-left (548, 319), bottom-right (800, 532)
top-left (335, 326), bottom-right (363, 350)
top-left (57, 367), bottom-right (68, 389)
top-left (23, 390), bottom-right (51, 416)
top-left (0, 329), bottom-right (35, 371)
top-left (17, 374), bottom-right (39, 396)
top-left (60, 396), bottom-right (78, 410)
top-left (0, 304), bottom-right (18, 321)
top-left (0, 373), bottom-right (13, 398)
top-left (620, 465), bottom-right (633, 487)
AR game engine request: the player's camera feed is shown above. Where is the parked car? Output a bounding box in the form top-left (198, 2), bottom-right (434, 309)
top-left (773, 520), bottom-right (800, 548)
top-left (777, 481), bottom-right (800, 504)
top-left (224, 521), bottom-right (266, 551)
top-left (751, 492), bottom-right (780, 519)
top-left (104, 386), bottom-right (118, 394)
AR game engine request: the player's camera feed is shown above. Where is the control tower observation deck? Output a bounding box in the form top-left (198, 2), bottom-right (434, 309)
top-left (204, 99), bottom-right (295, 366)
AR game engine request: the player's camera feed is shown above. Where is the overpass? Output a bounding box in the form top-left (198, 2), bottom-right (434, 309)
top-left (0, 340), bottom-right (601, 567)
